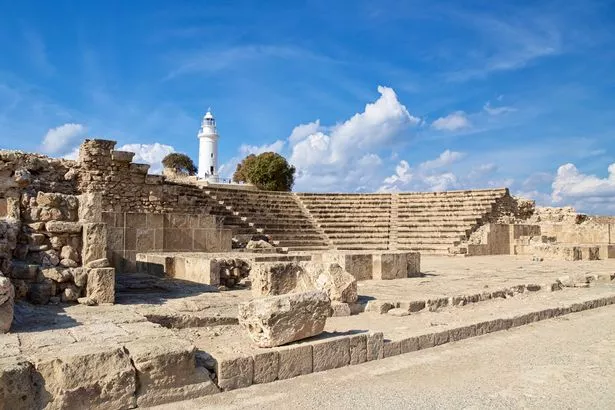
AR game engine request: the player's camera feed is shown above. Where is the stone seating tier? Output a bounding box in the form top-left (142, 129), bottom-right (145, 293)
top-left (200, 187), bottom-right (509, 254)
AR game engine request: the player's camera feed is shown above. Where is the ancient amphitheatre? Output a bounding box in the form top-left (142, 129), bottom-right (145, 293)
top-left (1, 138), bottom-right (615, 409)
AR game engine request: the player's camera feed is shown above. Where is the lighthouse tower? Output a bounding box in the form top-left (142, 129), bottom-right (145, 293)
top-left (197, 108), bottom-right (219, 181)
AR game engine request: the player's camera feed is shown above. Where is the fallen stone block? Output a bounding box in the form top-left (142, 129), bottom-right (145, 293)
top-left (250, 262), bottom-right (301, 297)
top-left (305, 262), bottom-right (358, 303)
top-left (373, 252), bottom-right (421, 280)
top-left (86, 267), bottom-right (115, 304)
top-left (124, 337), bottom-right (219, 406)
top-left (32, 342), bottom-right (136, 410)
top-left (387, 308), bottom-right (409, 317)
top-left (238, 291), bottom-right (332, 347)
top-left (331, 302), bottom-right (352, 317)
top-left (0, 356), bottom-right (36, 410)
top-left (365, 300), bottom-right (395, 314)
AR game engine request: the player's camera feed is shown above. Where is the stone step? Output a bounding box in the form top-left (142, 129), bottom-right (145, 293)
top-left (327, 232), bottom-right (390, 239)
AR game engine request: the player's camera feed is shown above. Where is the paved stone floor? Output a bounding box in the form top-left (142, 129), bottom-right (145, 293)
top-left (4, 255), bottom-right (615, 359)
top-left (153, 304), bottom-right (615, 410)
top-left (358, 255), bottom-right (615, 302)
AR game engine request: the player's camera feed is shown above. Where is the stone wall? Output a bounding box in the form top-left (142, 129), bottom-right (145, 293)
top-left (77, 139), bottom-right (220, 214)
top-left (104, 212), bottom-right (232, 272)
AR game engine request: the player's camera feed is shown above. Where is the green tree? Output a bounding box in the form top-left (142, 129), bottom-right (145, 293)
top-left (233, 152), bottom-right (295, 191)
top-left (232, 154), bottom-right (257, 183)
top-left (162, 153), bottom-right (198, 176)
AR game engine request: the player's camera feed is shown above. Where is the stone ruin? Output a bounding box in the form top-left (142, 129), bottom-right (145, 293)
top-left (1, 138), bottom-right (614, 407)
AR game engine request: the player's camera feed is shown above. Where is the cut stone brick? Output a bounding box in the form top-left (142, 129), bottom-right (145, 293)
top-left (86, 267), bottom-right (115, 304)
top-left (277, 345), bottom-right (312, 380)
top-left (216, 355), bottom-right (253, 391)
top-left (312, 336), bottom-right (350, 372)
top-left (252, 351), bottom-right (279, 384)
top-left (124, 337), bottom-right (219, 406)
top-left (32, 342), bottom-right (136, 410)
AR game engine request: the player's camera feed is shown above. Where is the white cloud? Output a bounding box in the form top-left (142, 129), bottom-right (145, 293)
top-left (118, 143), bottom-right (175, 174)
top-left (288, 120), bottom-right (321, 143)
top-left (41, 123), bottom-right (86, 154)
top-left (419, 150), bottom-right (465, 170)
top-left (552, 163), bottom-right (615, 210)
top-left (483, 101), bottom-right (516, 116)
top-left (239, 140), bottom-right (285, 156)
top-left (218, 140), bottom-right (286, 180)
top-left (431, 111), bottom-right (471, 131)
top-left (287, 86), bottom-right (419, 191)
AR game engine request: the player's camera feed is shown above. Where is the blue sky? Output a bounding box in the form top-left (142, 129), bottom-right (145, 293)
top-left (1, 0), bottom-right (615, 213)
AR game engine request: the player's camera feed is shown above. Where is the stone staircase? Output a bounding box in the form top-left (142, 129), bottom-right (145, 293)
top-left (295, 193), bottom-right (392, 250)
top-left (201, 188), bottom-right (330, 252)
top-left (193, 187), bottom-right (511, 255)
top-left (395, 188), bottom-right (509, 255)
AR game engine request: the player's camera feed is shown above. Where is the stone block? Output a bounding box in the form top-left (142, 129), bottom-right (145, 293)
top-left (79, 192), bottom-right (102, 222)
top-left (181, 257), bottom-right (220, 285)
top-left (0, 276), bottom-right (14, 334)
top-left (252, 351), bottom-right (279, 384)
top-left (366, 332), bottom-right (384, 361)
top-left (400, 336), bottom-right (419, 353)
top-left (250, 262), bottom-right (301, 297)
top-left (321, 252), bottom-right (373, 281)
top-left (124, 337), bottom-right (219, 406)
top-left (238, 291), bottom-right (331, 348)
top-left (302, 262), bottom-right (358, 303)
top-left (9, 262), bottom-right (38, 280)
top-left (331, 301), bottom-right (352, 316)
top-left (373, 252), bottom-right (419, 280)
top-left (82, 223), bottom-right (107, 266)
top-left (32, 342), bottom-right (136, 410)
top-left (86, 267), bottom-right (115, 304)
top-left (312, 336), bottom-right (350, 372)
top-left (216, 355), bottom-right (253, 391)
top-left (365, 300), bottom-right (395, 314)
top-left (45, 221), bottom-right (82, 234)
top-left (125, 213), bottom-right (147, 228)
top-left (277, 345), bottom-right (312, 380)
top-left (0, 356), bottom-right (36, 410)
top-left (28, 283), bottom-right (52, 305)
top-left (348, 333), bottom-right (367, 365)
top-left (383, 340), bottom-right (401, 358)
top-left (135, 228), bottom-right (155, 252)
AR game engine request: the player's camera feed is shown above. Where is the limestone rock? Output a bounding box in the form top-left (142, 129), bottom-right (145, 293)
top-left (246, 239), bottom-right (275, 250)
top-left (71, 267), bottom-right (87, 287)
top-left (250, 262), bottom-right (302, 297)
top-left (238, 290), bottom-right (332, 348)
top-left (86, 267), bottom-right (115, 304)
top-left (61, 285), bottom-right (80, 302)
top-left (59, 258), bottom-right (79, 268)
top-left (32, 342), bottom-right (136, 409)
top-left (304, 262), bottom-right (358, 303)
top-left (40, 267), bottom-right (71, 283)
top-left (0, 356), bottom-right (36, 409)
top-left (60, 245), bottom-right (79, 262)
top-left (124, 337), bottom-right (219, 406)
top-left (28, 282), bottom-right (52, 305)
top-left (86, 257), bottom-right (110, 268)
top-left (82, 223), bottom-right (107, 266)
top-left (45, 221), bottom-right (82, 234)
top-left (0, 273), bottom-right (15, 333)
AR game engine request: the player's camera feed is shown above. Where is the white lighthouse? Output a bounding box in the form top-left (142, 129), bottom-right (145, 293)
top-left (197, 108), bottom-right (219, 181)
